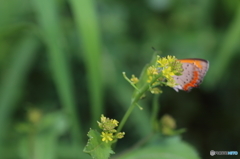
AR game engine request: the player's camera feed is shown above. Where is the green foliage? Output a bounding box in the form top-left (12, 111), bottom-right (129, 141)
top-left (70, 0), bottom-right (103, 127)
top-left (118, 136), bottom-right (200, 159)
top-left (83, 55), bottom-right (188, 158)
top-left (18, 111), bottom-right (69, 159)
top-left (205, 3), bottom-right (240, 89)
top-left (0, 0), bottom-right (240, 158)
top-left (32, 0), bottom-right (83, 145)
top-left (0, 36), bottom-right (40, 155)
top-left (84, 129), bottom-right (114, 159)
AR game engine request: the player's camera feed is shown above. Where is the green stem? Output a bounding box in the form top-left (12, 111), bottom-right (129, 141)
top-left (113, 82), bottom-right (149, 150)
top-left (151, 94), bottom-right (160, 130)
top-left (122, 72), bottom-right (139, 91)
top-left (114, 70), bottom-right (163, 151)
top-left (117, 83), bottom-right (149, 133)
top-left (117, 74), bottom-right (162, 133)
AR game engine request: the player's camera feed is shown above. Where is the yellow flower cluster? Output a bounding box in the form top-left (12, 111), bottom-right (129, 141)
top-left (157, 55), bottom-right (176, 67)
top-left (146, 55), bottom-right (183, 92)
top-left (161, 67), bottom-right (175, 79)
top-left (147, 66), bottom-right (160, 84)
top-left (122, 55), bottom-right (183, 95)
top-left (98, 115), bottom-right (125, 143)
top-left (157, 55), bottom-right (181, 79)
top-left (147, 66), bottom-right (158, 75)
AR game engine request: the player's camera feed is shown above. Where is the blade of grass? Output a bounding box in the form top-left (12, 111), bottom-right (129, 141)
top-left (205, 2), bottom-right (240, 89)
top-left (31, 0), bottom-right (84, 156)
top-left (69, 0), bottom-right (103, 127)
top-left (0, 35), bottom-right (39, 155)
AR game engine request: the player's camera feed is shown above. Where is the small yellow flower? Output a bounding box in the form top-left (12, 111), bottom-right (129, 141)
top-left (157, 55), bottom-right (177, 68)
top-left (98, 114), bottom-right (118, 132)
top-left (116, 132), bottom-right (125, 139)
top-left (157, 57), bottom-right (168, 67)
top-left (111, 119), bottom-right (119, 126)
top-left (166, 55), bottom-right (176, 63)
top-left (147, 66), bottom-right (158, 75)
top-left (100, 114), bottom-right (106, 123)
top-left (130, 75), bottom-right (139, 84)
top-left (98, 114), bottom-right (106, 128)
top-left (150, 87), bottom-right (162, 94)
top-left (147, 75), bottom-right (153, 83)
top-left (101, 132), bottom-right (113, 143)
top-left (162, 67), bottom-right (175, 79)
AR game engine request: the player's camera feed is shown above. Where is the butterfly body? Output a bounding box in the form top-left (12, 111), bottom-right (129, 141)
top-left (173, 58), bottom-right (209, 92)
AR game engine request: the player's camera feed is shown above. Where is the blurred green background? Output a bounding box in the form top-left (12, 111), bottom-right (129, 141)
top-left (0, 0), bottom-right (240, 158)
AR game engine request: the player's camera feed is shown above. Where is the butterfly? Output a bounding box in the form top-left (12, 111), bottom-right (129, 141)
top-left (172, 58), bottom-right (209, 92)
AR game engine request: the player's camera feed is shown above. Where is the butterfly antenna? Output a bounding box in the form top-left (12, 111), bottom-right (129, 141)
top-left (152, 47), bottom-right (156, 51)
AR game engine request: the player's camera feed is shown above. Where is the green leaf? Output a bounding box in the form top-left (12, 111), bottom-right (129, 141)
top-left (118, 136), bottom-right (200, 159)
top-left (83, 129), bottom-right (114, 159)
